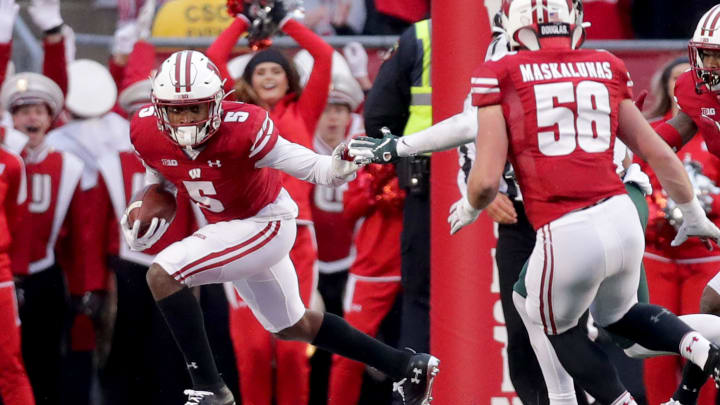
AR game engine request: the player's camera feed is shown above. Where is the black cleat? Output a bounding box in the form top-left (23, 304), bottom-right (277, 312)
top-left (392, 352), bottom-right (440, 405)
top-left (703, 343), bottom-right (720, 388)
top-left (183, 383), bottom-right (235, 405)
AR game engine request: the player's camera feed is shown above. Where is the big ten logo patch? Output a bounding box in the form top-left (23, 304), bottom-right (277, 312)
top-left (490, 222), bottom-right (522, 405)
top-left (152, 0), bottom-right (232, 38)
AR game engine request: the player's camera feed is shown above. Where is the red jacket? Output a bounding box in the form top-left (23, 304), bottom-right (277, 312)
top-left (343, 164), bottom-right (404, 278)
top-left (207, 17), bottom-right (333, 222)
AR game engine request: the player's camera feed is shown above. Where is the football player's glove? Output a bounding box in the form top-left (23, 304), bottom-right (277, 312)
top-left (120, 208), bottom-right (169, 252)
top-left (448, 196), bottom-right (482, 235)
top-left (329, 143), bottom-right (364, 186)
top-left (348, 127), bottom-right (400, 164)
top-left (623, 163), bottom-right (652, 196)
top-left (672, 197), bottom-right (720, 248)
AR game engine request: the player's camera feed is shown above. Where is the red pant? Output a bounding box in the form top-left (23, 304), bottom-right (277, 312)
top-left (327, 276), bottom-right (401, 405)
top-left (229, 225), bottom-right (317, 405)
top-left (0, 275), bottom-right (35, 405)
top-left (643, 253), bottom-right (719, 405)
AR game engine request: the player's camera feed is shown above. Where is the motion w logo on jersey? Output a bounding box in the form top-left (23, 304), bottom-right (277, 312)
top-left (189, 168), bottom-right (201, 179)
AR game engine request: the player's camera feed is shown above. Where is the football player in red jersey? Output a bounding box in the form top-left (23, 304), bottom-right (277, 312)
top-left (433, 0), bottom-right (720, 403)
top-left (123, 50), bottom-right (439, 405)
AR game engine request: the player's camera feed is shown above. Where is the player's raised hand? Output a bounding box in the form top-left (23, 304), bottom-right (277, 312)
top-left (671, 197), bottom-right (720, 248)
top-left (0, 0), bottom-right (19, 43)
top-left (348, 127), bottom-right (400, 164)
top-left (448, 196), bottom-right (481, 235)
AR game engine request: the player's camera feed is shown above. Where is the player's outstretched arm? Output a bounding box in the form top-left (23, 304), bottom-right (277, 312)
top-left (349, 93), bottom-right (478, 163)
top-left (618, 99), bottom-right (720, 246)
top-left (256, 136), bottom-right (364, 186)
top-left (448, 104), bottom-right (507, 235)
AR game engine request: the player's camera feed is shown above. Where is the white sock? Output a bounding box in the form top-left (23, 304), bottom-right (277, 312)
top-left (679, 331), bottom-right (712, 370)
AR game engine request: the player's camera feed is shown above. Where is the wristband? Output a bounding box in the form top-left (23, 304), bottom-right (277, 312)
top-left (655, 121), bottom-right (683, 151)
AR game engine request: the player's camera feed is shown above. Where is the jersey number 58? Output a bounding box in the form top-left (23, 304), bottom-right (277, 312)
top-left (535, 81), bottom-right (612, 157)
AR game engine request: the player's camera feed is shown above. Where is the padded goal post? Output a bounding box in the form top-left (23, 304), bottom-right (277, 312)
top-left (430, 2), bottom-right (519, 403)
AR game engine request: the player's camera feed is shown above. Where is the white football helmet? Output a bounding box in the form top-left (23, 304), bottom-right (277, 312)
top-left (501, 0), bottom-right (585, 51)
top-left (151, 50), bottom-right (225, 148)
top-left (689, 5), bottom-right (720, 93)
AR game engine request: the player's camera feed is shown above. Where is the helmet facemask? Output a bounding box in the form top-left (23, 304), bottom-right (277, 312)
top-left (689, 5), bottom-right (720, 94)
top-left (152, 92), bottom-right (224, 148)
top-left (690, 45), bottom-right (720, 92)
top-left (151, 50), bottom-right (226, 149)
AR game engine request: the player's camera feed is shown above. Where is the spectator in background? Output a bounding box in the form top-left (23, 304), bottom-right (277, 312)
top-left (0, 72), bottom-right (86, 405)
top-left (308, 72), bottom-right (364, 405)
top-left (0, 133), bottom-right (32, 405)
top-left (644, 58), bottom-right (691, 122)
top-left (583, 0), bottom-right (633, 39)
top-left (303, 0), bottom-right (366, 35)
top-left (364, 19), bottom-right (433, 359)
top-left (207, 4), bottom-right (333, 404)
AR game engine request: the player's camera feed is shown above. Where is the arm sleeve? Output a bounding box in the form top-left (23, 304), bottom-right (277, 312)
top-left (0, 42), bottom-right (11, 90)
top-left (206, 17), bottom-right (249, 94)
top-left (43, 38), bottom-right (68, 96)
top-left (108, 56), bottom-right (126, 92)
top-left (119, 40), bottom-right (156, 91)
top-left (612, 55), bottom-right (634, 100)
top-left (255, 136), bottom-right (337, 185)
top-left (282, 19), bottom-right (333, 135)
top-left (396, 92), bottom-right (478, 157)
top-left (363, 27), bottom-right (415, 138)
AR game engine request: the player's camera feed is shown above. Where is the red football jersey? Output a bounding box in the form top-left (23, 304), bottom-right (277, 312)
top-left (471, 49), bottom-right (631, 229)
top-left (674, 70), bottom-right (720, 159)
top-left (130, 101), bottom-right (283, 224)
top-left (96, 151), bottom-right (197, 266)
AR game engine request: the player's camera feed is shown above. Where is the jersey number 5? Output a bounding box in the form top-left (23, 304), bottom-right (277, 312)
top-left (535, 81), bottom-right (612, 156)
top-left (183, 181), bottom-right (225, 213)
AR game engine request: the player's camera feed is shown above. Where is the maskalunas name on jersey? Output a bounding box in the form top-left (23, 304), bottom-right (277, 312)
top-left (519, 62), bottom-right (614, 83)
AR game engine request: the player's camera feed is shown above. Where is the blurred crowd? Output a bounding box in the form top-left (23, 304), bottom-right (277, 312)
top-left (3, 0), bottom-right (720, 405)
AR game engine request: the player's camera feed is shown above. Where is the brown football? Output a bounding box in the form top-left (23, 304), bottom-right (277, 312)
top-left (126, 184), bottom-right (177, 235)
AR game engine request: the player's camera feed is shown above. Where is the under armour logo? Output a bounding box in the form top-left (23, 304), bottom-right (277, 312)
top-left (650, 308), bottom-right (670, 323)
top-left (686, 336), bottom-right (700, 353)
top-left (189, 168), bottom-right (201, 179)
top-left (208, 160), bottom-right (222, 167)
top-left (186, 362), bottom-right (198, 370)
top-left (411, 367), bottom-right (422, 384)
